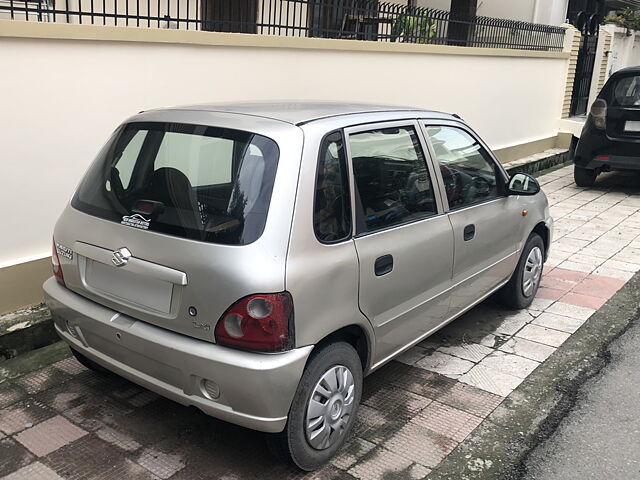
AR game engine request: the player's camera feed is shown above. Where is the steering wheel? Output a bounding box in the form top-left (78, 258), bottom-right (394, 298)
top-left (461, 176), bottom-right (491, 203)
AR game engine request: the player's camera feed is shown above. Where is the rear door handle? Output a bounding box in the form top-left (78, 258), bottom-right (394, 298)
top-left (374, 255), bottom-right (394, 276)
top-left (463, 224), bottom-right (475, 241)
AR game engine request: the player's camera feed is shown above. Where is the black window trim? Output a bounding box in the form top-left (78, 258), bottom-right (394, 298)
top-left (343, 120), bottom-right (442, 238)
top-left (312, 129), bottom-right (354, 245)
top-left (420, 120), bottom-right (509, 213)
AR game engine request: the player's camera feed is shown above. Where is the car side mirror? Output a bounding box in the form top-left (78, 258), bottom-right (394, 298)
top-left (508, 173), bottom-right (540, 196)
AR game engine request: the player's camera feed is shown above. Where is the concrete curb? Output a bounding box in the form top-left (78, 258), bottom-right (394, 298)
top-left (0, 341), bottom-right (71, 383)
top-left (0, 304), bottom-right (56, 361)
top-left (504, 148), bottom-right (570, 176)
top-left (426, 272), bottom-right (640, 479)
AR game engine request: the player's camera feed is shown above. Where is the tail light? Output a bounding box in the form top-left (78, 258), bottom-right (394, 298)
top-left (52, 239), bottom-right (65, 285)
top-left (214, 292), bottom-right (294, 352)
top-left (590, 99), bottom-right (607, 129)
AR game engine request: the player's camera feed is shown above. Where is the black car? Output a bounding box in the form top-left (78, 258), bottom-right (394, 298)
top-left (574, 66), bottom-right (640, 187)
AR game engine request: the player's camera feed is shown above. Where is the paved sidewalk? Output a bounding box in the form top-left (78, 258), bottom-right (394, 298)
top-left (1, 165), bottom-right (640, 480)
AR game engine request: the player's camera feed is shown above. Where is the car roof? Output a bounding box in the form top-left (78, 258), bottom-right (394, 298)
top-left (612, 66), bottom-right (640, 76)
top-left (158, 101), bottom-right (454, 126)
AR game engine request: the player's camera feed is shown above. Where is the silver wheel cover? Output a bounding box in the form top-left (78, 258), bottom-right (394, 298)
top-left (305, 365), bottom-right (355, 450)
top-left (522, 246), bottom-right (543, 297)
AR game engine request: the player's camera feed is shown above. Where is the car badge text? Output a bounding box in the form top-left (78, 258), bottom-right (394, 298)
top-left (112, 247), bottom-right (132, 267)
top-left (55, 243), bottom-right (73, 260)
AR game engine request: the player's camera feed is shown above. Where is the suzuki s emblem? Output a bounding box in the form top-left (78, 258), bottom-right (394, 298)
top-left (112, 247), bottom-right (132, 267)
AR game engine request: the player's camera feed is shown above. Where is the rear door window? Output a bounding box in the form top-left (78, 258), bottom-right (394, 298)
top-left (72, 122), bottom-right (279, 245)
top-left (348, 125), bottom-right (437, 234)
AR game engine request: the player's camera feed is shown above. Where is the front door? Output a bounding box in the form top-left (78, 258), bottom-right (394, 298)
top-left (346, 121), bottom-right (454, 366)
top-left (423, 123), bottom-right (522, 317)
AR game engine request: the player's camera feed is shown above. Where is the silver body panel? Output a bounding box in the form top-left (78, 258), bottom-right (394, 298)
top-left (45, 102), bottom-right (552, 432)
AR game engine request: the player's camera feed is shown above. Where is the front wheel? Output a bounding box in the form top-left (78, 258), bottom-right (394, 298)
top-left (266, 342), bottom-right (363, 471)
top-left (499, 233), bottom-right (545, 309)
top-left (574, 166), bottom-right (597, 187)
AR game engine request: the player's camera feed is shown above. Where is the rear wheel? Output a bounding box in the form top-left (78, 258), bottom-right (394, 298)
top-left (574, 166), bottom-right (597, 187)
top-left (499, 233), bottom-right (545, 309)
top-left (266, 342), bottom-right (362, 471)
top-left (70, 348), bottom-right (110, 374)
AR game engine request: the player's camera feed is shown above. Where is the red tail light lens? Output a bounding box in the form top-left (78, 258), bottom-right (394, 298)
top-left (214, 292), bottom-right (294, 352)
top-left (52, 239), bottom-right (65, 285)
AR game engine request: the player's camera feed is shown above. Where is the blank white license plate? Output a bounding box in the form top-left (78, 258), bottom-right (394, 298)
top-left (625, 121), bottom-right (640, 132)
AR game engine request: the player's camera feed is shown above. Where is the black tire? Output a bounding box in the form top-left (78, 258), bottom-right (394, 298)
top-left (70, 348), bottom-right (110, 374)
top-left (568, 136), bottom-right (578, 162)
top-left (574, 166), bottom-right (597, 187)
top-left (499, 233), bottom-right (545, 310)
top-left (266, 342), bottom-right (363, 471)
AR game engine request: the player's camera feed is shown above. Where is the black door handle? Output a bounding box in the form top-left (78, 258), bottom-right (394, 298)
top-left (374, 255), bottom-right (394, 276)
top-left (463, 224), bottom-right (475, 241)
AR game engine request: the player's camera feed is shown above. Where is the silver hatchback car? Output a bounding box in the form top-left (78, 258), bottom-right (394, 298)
top-left (44, 102), bottom-right (552, 470)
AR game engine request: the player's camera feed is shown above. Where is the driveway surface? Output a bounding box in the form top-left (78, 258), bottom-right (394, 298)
top-left (522, 315), bottom-right (640, 480)
top-left (1, 165), bottom-right (640, 480)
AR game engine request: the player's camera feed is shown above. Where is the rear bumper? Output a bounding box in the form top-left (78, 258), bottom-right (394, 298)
top-left (582, 155), bottom-right (640, 171)
top-left (43, 277), bottom-right (312, 433)
top-left (575, 125), bottom-right (640, 170)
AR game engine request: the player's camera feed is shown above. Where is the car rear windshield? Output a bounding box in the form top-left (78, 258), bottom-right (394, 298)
top-left (613, 75), bottom-right (640, 106)
top-left (72, 122), bottom-right (279, 245)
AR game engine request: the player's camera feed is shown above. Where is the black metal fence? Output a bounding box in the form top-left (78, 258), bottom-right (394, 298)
top-left (0, 0), bottom-right (566, 51)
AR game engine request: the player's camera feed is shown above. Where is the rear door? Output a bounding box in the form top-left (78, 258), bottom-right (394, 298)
top-left (606, 73), bottom-right (640, 145)
top-left (422, 122), bottom-right (522, 318)
top-left (346, 120), bottom-right (454, 364)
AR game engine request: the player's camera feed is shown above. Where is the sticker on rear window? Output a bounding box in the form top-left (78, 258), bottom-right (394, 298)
top-left (121, 214), bottom-right (150, 230)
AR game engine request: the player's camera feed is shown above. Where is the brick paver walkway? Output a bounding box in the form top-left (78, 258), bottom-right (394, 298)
top-left (1, 165), bottom-right (639, 480)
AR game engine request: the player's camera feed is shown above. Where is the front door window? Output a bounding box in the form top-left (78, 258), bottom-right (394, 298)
top-left (425, 126), bottom-right (503, 210)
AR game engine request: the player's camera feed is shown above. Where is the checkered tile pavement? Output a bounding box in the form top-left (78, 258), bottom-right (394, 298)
top-left (1, 166), bottom-right (638, 479)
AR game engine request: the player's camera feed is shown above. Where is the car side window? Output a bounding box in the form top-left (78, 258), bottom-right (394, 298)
top-left (314, 131), bottom-right (352, 243)
top-left (613, 75), bottom-right (640, 106)
top-left (349, 126), bottom-right (437, 234)
top-left (425, 126), bottom-right (503, 210)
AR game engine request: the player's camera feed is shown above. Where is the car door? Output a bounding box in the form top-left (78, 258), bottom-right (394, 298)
top-left (346, 120), bottom-right (455, 366)
top-left (422, 122), bottom-right (523, 318)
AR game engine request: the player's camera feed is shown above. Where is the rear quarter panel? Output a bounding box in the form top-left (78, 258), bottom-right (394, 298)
top-left (285, 121), bottom-right (375, 366)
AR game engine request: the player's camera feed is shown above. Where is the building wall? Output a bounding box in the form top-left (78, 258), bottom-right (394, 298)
top-left (0, 20), bottom-right (570, 310)
top-left (416, 0), bottom-right (569, 25)
top-left (604, 25), bottom-right (640, 78)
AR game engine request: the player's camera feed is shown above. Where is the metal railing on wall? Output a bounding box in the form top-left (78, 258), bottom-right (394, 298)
top-left (0, 0), bottom-right (566, 52)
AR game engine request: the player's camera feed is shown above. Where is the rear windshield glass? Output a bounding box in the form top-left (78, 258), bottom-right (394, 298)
top-left (613, 75), bottom-right (640, 106)
top-left (72, 122), bottom-right (279, 245)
